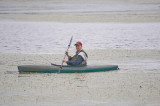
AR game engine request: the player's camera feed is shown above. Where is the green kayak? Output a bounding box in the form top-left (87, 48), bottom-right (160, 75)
top-left (18, 64), bottom-right (118, 73)
top-left (18, 65), bottom-right (118, 73)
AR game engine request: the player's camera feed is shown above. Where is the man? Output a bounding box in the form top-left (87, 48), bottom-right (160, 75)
top-left (62, 41), bottom-right (88, 66)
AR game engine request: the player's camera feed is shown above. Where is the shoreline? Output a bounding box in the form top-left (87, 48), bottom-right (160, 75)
top-left (0, 10), bottom-right (160, 23)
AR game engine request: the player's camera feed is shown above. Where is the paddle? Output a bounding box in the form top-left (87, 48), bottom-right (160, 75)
top-left (58, 36), bottom-right (73, 73)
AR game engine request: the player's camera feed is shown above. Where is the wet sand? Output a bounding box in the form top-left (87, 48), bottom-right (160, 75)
top-left (0, 49), bottom-right (160, 105)
top-left (1, 10), bottom-right (160, 22)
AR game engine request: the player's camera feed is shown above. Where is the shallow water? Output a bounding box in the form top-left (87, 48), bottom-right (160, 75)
top-left (0, 49), bottom-right (160, 106)
top-left (0, 0), bottom-right (159, 13)
top-left (0, 24), bottom-right (160, 105)
top-left (0, 0), bottom-right (160, 105)
top-left (0, 22), bottom-right (160, 54)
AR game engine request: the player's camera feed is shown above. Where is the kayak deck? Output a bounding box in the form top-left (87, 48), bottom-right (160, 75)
top-left (18, 65), bottom-right (119, 73)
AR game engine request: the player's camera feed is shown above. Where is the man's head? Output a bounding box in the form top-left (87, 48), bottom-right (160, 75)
top-left (74, 41), bottom-right (82, 51)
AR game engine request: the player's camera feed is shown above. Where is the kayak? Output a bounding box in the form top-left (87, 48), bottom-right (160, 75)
top-left (18, 64), bottom-right (119, 73)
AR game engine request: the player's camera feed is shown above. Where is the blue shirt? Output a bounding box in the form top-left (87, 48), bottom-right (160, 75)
top-left (66, 55), bottom-right (84, 66)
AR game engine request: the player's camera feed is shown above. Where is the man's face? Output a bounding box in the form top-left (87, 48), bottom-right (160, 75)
top-left (76, 45), bottom-right (82, 51)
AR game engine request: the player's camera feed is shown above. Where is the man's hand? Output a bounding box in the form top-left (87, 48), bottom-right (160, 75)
top-left (62, 59), bottom-right (67, 63)
top-left (65, 50), bottom-right (70, 58)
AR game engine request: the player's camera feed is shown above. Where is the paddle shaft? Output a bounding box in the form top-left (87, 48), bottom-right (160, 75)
top-left (58, 36), bottom-right (73, 73)
top-left (60, 45), bottom-right (70, 68)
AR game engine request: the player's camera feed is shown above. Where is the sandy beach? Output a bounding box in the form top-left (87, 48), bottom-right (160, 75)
top-left (0, 0), bottom-right (160, 105)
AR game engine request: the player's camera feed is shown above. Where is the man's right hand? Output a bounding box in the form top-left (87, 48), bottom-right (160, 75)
top-left (65, 50), bottom-right (69, 57)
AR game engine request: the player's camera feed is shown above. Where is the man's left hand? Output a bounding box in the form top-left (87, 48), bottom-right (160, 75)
top-left (62, 59), bottom-right (67, 63)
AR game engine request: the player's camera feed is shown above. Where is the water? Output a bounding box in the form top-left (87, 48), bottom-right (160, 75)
top-left (0, 0), bottom-right (160, 106)
top-left (0, 22), bottom-right (160, 54)
top-left (0, 0), bottom-right (159, 13)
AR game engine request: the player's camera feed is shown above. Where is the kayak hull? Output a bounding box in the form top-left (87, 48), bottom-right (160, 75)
top-left (18, 65), bottom-right (119, 73)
